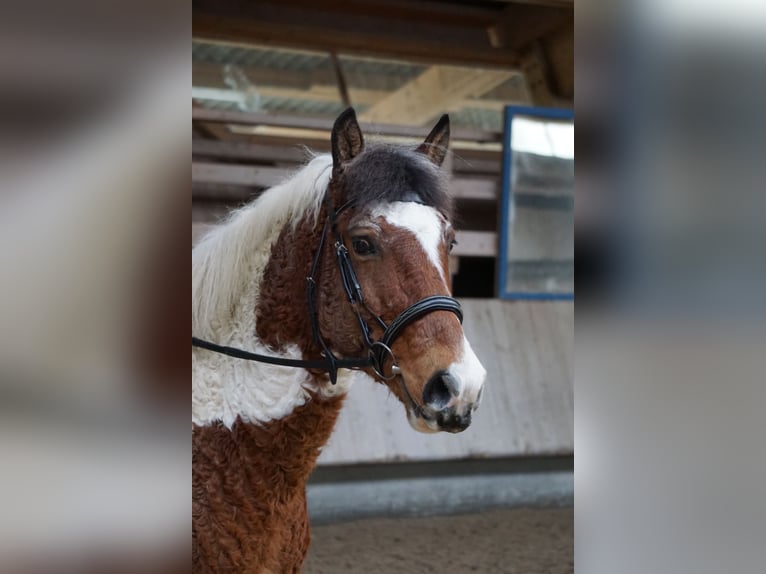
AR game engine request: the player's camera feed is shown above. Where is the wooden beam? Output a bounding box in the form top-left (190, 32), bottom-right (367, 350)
top-left (192, 162), bottom-right (292, 188)
top-left (192, 108), bottom-right (502, 144)
top-left (452, 155), bottom-right (502, 175)
top-left (453, 231), bottom-right (497, 257)
top-left (260, 0), bottom-right (500, 29)
top-left (485, 3), bottom-right (571, 105)
top-left (193, 221), bottom-right (497, 257)
top-left (359, 66), bottom-right (514, 125)
top-left (192, 100), bottom-right (230, 141)
top-left (482, 0), bottom-right (572, 7)
top-left (192, 140), bottom-right (310, 164)
top-left (541, 22), bottom-right (574, 101)
top-left (193, 0), bottom-right (573, 68)
top-left (486, 4), bottom-right (571, 51)
top-left (192, 160), bottom-right (502, 203)
top-left (192, 184), bottom-right (262, 202)
top-left (450, 178), bottom-right (498, 201)
top-left (224, 126), bottom-right (502, 152)
top-left (193, 140), bottom-right (505, 176)
top-left (192, 0), bottom-right (524, 68)
top-left (519, 43), bottom-right (556, 107)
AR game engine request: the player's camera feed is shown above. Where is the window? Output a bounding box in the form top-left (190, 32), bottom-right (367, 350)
top-left (498, 106), bottom-right (574, 299)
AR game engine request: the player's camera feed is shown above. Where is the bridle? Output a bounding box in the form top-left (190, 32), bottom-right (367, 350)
top-left (192, 188), bottom-right (463, 385)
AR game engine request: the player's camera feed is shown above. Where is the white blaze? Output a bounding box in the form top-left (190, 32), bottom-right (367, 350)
top-left (373, 202), bottom-right (486, 418)
top-left (371, 202), bottom-right (448, 285)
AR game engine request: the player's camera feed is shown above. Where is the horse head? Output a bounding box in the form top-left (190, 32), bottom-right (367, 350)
top-left (314, 109), bottom-right (486, 433)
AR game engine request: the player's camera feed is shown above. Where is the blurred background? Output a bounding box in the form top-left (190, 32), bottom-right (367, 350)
top-left (2, 0), bottom-right (763, 572)
top-left (192, 1), bottom-right (574, 572)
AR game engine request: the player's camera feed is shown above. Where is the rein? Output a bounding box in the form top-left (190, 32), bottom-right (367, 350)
top-left (192, 189), bottom-right (463, 385)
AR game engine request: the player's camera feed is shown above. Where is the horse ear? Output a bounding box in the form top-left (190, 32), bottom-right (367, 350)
top-left (417, 114), bottom-right (450, 167)
top-left (331, 108), bottom-right (364, 168)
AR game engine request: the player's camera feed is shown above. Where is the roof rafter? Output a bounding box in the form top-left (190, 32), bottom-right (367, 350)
top-left (359, 66), bottom-right (516, 126)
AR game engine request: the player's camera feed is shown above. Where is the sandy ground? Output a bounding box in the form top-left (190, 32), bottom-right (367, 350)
top-left (304, 507), bottom-right (573, 574)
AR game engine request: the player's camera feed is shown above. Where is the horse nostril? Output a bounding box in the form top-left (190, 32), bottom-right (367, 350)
top-left (423, 371), bottom-right (457, 409)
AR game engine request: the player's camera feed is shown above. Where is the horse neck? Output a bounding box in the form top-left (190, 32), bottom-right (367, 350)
top-left (255, 210), bottom-right (323, 355)
top-left (193, 203), bottom-right (353, 428)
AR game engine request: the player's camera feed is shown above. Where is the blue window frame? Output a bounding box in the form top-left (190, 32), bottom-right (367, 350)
top-left (498, 106), bottom-right (574, 300)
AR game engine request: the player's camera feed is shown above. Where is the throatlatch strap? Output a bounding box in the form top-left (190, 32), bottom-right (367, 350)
top-left (192, 337), bottom-right (372, 371)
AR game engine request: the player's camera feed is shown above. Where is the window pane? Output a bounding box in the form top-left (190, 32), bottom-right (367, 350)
top-left (504, 115), bottom-right (574, 296)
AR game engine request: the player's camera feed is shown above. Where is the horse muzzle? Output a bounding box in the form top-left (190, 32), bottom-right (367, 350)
top-left (410, 343), bottom-right (486, 434)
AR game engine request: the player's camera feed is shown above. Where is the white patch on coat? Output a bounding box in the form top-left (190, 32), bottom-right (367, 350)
top-left (370, 202), bottom-right (448, 284)
top-left (192, 154), bottom-right (357, 428)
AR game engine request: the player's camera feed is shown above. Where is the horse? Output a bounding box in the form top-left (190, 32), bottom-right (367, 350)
top-left (192, 108), bottom-right (487, 573)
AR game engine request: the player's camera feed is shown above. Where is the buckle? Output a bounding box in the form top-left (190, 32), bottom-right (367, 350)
top-left (369, 341), bottom-right (401, 381)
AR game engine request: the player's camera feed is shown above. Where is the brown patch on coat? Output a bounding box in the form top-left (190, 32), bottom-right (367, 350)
top-left (256, 205), bottom-right (374, 364)
top-left (192, 393), bottom-right (344, 574)
top-left (255, 209), bottom-right (324, 355)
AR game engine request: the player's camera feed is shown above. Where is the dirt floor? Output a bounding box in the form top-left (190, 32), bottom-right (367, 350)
top-left (304, 507), bottom-right (573, 574)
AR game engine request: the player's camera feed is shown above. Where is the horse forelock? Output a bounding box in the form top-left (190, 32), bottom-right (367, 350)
top-left (341, 144), bottom-right (453, 220)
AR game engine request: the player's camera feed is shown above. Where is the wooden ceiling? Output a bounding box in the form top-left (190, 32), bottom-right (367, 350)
top-left (192, 0), bottom-right (573, 107)
top-left (192, 0), bottom-right (574, 261)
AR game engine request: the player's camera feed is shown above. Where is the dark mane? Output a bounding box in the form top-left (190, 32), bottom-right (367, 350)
top-left (343, 144), bottom-right (453, 219)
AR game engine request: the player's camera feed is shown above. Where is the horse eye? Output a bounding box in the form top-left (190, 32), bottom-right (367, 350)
top-left (449, 239), bottom-right (458, 253)
top-left (352, 238), bottom-right (376, 256)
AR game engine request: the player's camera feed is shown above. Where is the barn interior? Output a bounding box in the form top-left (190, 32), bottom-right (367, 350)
top-left (193, 1), bottom-right (574, 571)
